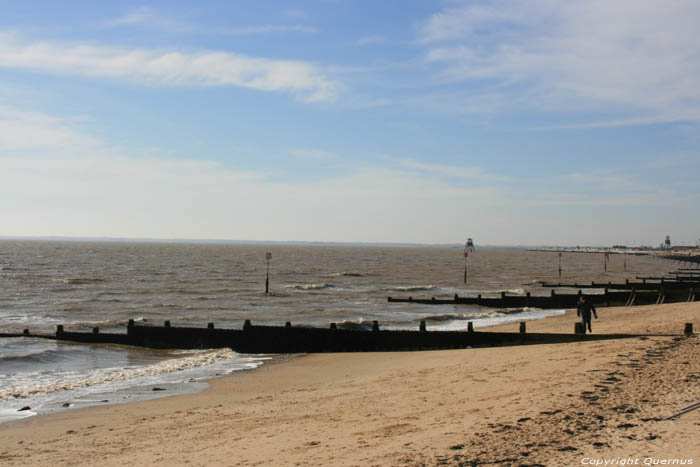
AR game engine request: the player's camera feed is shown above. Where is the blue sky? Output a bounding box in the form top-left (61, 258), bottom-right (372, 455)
top-left (1, 0), bottom-right (699, 245)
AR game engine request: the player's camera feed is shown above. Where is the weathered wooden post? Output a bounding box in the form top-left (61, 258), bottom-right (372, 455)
top-left (526, 291), bottom-right (531, 307)
top-left (575, 322), bottom-right (584, 334)
top-left (243, 319), bottom-right (252, 330)
top-left (501, 291), bottom-right (506, 307)
top-left (92, 327), bottom-right (99, 334)
top-left (57, 325), bottom-right (64, 334)
top-left (128, 319), bottom-right (135, 327)
top-left (419, 320), bottom-right (426, 332)
top-left (208, 323), bottom-right (214, 329)
top-left (519, 322), bottom-right (526, 334)
top-left (285, 321), bottom-right (292, 327)
top-left (372, 320), bottom-right (379, 332)
top-left (463, 249), bottom-right (468, 283)
top-left (330, 323), bottom-right (337, 330)
top-left (23, 329), bottom-right (29, 335)
top-left (265, 252), bottom-right (272, 294)
top-left (685, 323), bottom-right (694, 335)
top-left (164, 320), bottom-right (171, 328)
top-left (467, 321), bottom-right (474, 333)
top-left (604, 251), bottom-right (608, 272)
top-left (558, 252), bottom-right (562, 277)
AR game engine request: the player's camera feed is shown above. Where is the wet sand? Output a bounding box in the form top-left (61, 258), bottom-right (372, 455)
top-left (0, 302), bottom-right (698, 466)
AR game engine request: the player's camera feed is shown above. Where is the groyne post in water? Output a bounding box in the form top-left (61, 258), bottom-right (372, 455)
top-left (372, 321), bottom-right (379, 332)
top-left (208, 323), bottom-right (214, 329)
top-left (519, 322), bottom-right (526, 334)
top-left (467, 322), bottom-right (474, 333)
top-left (92, 327), bottom-right (99, 334)
top-left (419, 320), bottom-right (426, 332)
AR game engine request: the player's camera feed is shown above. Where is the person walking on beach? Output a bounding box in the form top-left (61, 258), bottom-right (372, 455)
top-left (577, 296), bottom-right (598, 334)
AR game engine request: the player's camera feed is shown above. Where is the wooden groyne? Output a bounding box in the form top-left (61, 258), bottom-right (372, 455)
top-left (387, 285), bottom-right (697, 309)
top-left (2, 320), bottom-right (664, 353)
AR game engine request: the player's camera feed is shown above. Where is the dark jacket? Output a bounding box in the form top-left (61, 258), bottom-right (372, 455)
top-left (577, 300), bottom-right (597, 320)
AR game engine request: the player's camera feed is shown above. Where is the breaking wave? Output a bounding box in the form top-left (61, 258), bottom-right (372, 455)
top-left (0, 348), bottom-right (241, 401)
top-left (382, 285), bottom-right (440, 292)
top-left (284, 283), bottom-right (336, 290)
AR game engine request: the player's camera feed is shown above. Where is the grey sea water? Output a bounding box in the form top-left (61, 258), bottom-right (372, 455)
top-left (0, 240), bottom-right (671, 423)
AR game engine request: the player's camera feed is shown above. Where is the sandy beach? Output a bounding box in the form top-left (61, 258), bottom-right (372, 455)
top-left (0, 301), bottom-right (698, 466)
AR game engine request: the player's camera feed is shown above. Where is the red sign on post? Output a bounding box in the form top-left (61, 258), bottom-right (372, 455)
top-left (265, 252), bottom-right (272, 260)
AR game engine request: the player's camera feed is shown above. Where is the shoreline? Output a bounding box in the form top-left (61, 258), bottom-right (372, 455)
top-left (0, 302), bottom-right (697, 465)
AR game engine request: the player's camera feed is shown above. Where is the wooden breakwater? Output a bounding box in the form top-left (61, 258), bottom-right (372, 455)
top-left (2, 320), bottom-right (658, 353)
top-left (387, 285), bottom-right (697, 309)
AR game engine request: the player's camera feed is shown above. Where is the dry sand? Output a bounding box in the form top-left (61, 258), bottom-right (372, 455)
top-left (0, 302), bottom-right (698, 466)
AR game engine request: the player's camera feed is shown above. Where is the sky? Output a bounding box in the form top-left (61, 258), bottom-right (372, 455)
top-left (0, 0), bottom-right (699, 246)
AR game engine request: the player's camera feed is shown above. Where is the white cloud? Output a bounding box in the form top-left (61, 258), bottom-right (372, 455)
top-left (2, 106), bottom-right (696, 244)
top-left (0, 106), bottom-right (100, 152)
top-left (0, 32), bottom-right (338, 102)
top-left (419, 0), bottom-right (700, 124)
top-left (400, 159), bottom-right (511, 182)
top-left (110, 7), bottom-right (155, 26)
top-left (108, 7), bottom-right (317, 35)
top-left (289, 148), bottom-right (339, 160)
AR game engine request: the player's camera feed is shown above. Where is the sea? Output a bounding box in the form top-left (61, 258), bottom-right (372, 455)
top-left (0, 240), bottom-right (672, 423)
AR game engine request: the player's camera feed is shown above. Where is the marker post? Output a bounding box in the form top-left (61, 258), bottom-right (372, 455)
top-left (558, 252), bottom-right (562, 278)
top-left (464, 251), bottom-right (468, 284)
top-left (604, 251), bottom-right (608, 272)
top-left (265, 252), bottom-right (272, 294)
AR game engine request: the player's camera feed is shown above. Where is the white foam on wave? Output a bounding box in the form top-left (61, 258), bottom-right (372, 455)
top-left (0, 348), bottom-right (247, 401)
top-left (382, 285), bottom-right (440, 292)
top-left (424, 308), bottom-right (567, 331)
top-left (284, 283), bottom-right (335, 290)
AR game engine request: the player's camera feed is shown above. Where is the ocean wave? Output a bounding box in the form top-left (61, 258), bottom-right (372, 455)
top-left (284, 283), bottom-right (336, 290)
top-left (0, 348), bottom-right (239, 401)
top-left (382, 285), bottom-right (440, 292)
top-left (333, 320), bottom-right (374, 331)
top-left (61, 278), bottom-right (107, 285)
top-left (328, 272), bottom-right (371, 278)
top-left (422, 308), bottom-right (538, 323)
top-left (67, 317), bottom-right (148, 329)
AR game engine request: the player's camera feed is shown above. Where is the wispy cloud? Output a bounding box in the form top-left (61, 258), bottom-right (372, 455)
top-left (110, 6), bottom-right (155, 26)
top-left (290, 148), bottom-right (340, 160)
top-left (2, 105), bottom-right (696, 243)
top-left (108, 7), bottom-right (317, 36)
top-left (0, 32), bottom-right (338, 102)
top-left (400, 159), bottom-right (512, 182)
top-left (0, 106), bottom-right (99, 153)
top-left (353, 35), bottom-right (389, 47)
top-left (418, 0), bottom-right (700, 125)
